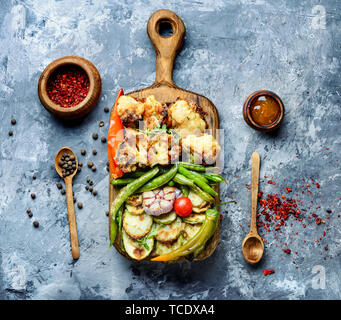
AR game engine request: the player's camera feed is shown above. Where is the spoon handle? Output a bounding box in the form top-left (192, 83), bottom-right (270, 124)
top-left (250, 152), bottom-right (260, 234)
top-left (65, 177), bottom-right (80, 260)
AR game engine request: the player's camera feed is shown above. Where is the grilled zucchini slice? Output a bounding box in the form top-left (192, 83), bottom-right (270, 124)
top-left (155, 217), bottom-right (182, 243)
top-left (122, 229), bottom-right (153, 260)
top-left (126, 203), bottom-right (144, 215)
top-left (123, 210), bottom-right (153, 239)
top-left (155, 235), bottom-right (184, 256)
top-left (192, 204), bottom-right (210, 213)
top-left (183, 213), bottom-right (205, 224)
top-left (188, 190), bottom-right (209, 213)
top-left (188, 190), bottom-right (206, 207)
top-left (126, 194), bottom-right (143, 206)
top-left (182, 223), bottom-right (202, 240)
top-left (153, 211), bottom-right (177, 225)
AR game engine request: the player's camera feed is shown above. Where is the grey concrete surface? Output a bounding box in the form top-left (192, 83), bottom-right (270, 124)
top-left (0, 0), bottom-right (340, 300)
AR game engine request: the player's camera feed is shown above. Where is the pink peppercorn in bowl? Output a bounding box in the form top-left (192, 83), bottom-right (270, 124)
top-left (38, 56), bottom-right (101, 120)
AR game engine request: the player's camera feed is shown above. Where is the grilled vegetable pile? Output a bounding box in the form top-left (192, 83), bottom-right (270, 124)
top-left (109, 163), bottom-right (232, 262)
top-left (108, 89), bottom-right (232, 262)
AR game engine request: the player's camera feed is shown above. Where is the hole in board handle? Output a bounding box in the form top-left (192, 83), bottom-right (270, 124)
top-left (157, 20), bottom-right (174, 37)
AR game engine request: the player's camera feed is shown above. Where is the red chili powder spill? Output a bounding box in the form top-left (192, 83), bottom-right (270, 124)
top-left (254, 177), bottom-right (328, 261)
top-left (47, 65), bottom-right (90, 108)
top-left (257, 193), bottom-right (303, 232)
top-left (264, 269), bottom-right (275, 276)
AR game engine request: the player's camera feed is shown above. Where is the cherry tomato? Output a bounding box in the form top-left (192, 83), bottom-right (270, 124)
top-left (174, 197), bottom-right (193, 217)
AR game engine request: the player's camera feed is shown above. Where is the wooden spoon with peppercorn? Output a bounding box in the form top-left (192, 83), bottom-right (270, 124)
top-left (55, 147), bottom-right (80, 260)
top-left (242, 152), bottom-right (264, 264)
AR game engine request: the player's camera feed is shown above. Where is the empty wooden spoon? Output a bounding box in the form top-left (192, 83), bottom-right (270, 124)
top-left (55, 147), bottom-right (80, 260)
top-left (242, 152), bottom-right (264, 264)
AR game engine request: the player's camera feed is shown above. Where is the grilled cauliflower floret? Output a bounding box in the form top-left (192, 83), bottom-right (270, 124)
top-left (147, 132), bottom-right (169, 166)
top-left (182, 133), bottom-right (220, 165)
top-left (168, 99), bottom-right (206, 137)
top-left (117, 95), bottom-right (144, 128)
top-left (114, 128), bottom-right (148, 172)
top-left (143, 95), bottom-right (168, 130)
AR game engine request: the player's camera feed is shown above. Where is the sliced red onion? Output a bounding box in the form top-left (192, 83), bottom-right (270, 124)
top-left (142, 187), bottom-right (176, 216)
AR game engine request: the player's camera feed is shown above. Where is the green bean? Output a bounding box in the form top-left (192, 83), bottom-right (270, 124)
top-left (178, 166), bottom-right (217, 197)
top-left (176, 162), bottom-right (207, 172)
top-left (125, 171), bottom-right (148, 178)
top-left (201, 172), bottom-right (226, 183)
top-left (109, 205), bottom-right (123, 247)
top-left (180, 184), bottom-right (189, 197)
top-left (110, 178), bottom-right (135, 186)
top-left (168, 180), bottom-right (175, 187)
top-left (138, 165), bottom-right (177, 193)
top-left (110, 167), bottom-right (159, 220)
top-left (173, 173), bottom-right (215, 203)
top-left (178, 165), bottom-right (208, 184)
top-left (177, 162), bottom-right (220, 173)
top-left (116, 206), bottom-right (125, 252)
top-left (158, 166), bottom-right (170, 175)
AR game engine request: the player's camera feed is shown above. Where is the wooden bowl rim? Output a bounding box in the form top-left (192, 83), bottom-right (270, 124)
top-left (38, 56), bottom-right (101, 116)
top-left (243, 90), bottom-right (284, 132)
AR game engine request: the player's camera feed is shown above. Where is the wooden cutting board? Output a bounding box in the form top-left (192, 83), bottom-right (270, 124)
top-left (109, 9), bottom-right (220, 261)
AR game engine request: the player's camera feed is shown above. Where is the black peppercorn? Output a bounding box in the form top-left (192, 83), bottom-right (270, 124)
top-left (31, 193), bottom-right (36, 199)
top-left (92, 149), bottom-right (97, 155)
top-left (91, 166), bottom-right (96, 172)
top-left (104, 107), bottom-right (109, 113)
top-left (92, 133), bottom-right (98, 140)
top-left (11, 119), bottom-right (16, 125)
top-left (99, 121), bottom-right (104, 127)
top-left (8, 130), bottom-right (13, 136)
top-left (81, 149), bottom-right (86, 156)
top-left (88, 161), bottom-right (94, 168)
top-left (101, 137), bottom-right (107, 143)
top-left (77, 202), bottom-right (83, 209)
top-left (33, 221), bottom-right (39, 228)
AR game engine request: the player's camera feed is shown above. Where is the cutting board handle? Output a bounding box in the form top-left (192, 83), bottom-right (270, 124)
top-left (147, 9), bottom-right (185, 87)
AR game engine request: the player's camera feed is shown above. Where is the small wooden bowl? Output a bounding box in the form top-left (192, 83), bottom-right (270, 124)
top-left (243, 90), bottom-right (284, 132)
top-left (38, 56), bottom-right (101, 120)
